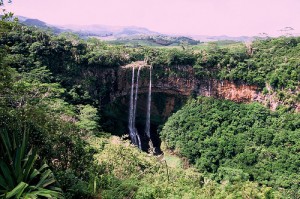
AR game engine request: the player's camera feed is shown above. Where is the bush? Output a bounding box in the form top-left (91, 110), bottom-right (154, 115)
top-left (161, 97), bottom-right (300, 193)
top-left (0, 130), bottom-right (63, 199)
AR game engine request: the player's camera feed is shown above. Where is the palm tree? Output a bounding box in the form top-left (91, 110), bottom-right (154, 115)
top-left (0, 130), bottom-right (64, 199)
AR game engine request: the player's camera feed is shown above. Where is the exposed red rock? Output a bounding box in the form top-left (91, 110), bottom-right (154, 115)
top-left (82, 64), bottom-right (299, 113)
top-left (216, 80), bottom-right (258, 102)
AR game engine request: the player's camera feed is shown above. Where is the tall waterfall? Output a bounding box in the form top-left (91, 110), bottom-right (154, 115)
top-left (128, 66), bottom-right (142, 149)
top-left (145, 66), bottom-right (152, 139)
top-left (133, 66), bottom-right (142, 149)
top-left (128, 65), bottom-right (152, 150)
top-left (128, 67), bottom-right (137, 145)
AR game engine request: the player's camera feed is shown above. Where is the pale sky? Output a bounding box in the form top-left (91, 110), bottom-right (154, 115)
top-left (3, 0), bottom-right (300, 36)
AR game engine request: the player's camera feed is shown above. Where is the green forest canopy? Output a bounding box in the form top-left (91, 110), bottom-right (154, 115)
top-left (0, 16), bottom-right (299, 198)
top-left (161, 97), bottom-right (300, 191)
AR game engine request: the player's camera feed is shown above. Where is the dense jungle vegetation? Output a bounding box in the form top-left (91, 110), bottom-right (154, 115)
top-left (0, 13), bottom-right (299, 198)
top-left (161, 97), bottom-right (300, 197)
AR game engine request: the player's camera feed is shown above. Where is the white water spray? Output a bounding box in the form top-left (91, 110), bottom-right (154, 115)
top-left (128, 64), bottom-right (152, 150)
top-left (128, 66), bottom-right (142, 149)
top-left (133, 66), bottom-right (142, 149)
top-left (145, 66), bottom-right (152, 139)
top-left (128, 67), bottom-right (137, 145)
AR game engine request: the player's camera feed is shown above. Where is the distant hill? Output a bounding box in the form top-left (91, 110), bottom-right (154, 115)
top-left (17, 16), bottom-right (160, 38)
top-left (16, 16), bottom-right (200, 46)
top-left (16, 15), bottom-right (257, 44)
top-left (190, 35), bottom-right (253, 42)
top-left (17, 16), bottom-right (64, 34)
top-left (21, 18), bottom-right (48, 28)
top-left (59, 24), bottom-right (159, 38)
top-left (110, 35), bottom-right (200, 47)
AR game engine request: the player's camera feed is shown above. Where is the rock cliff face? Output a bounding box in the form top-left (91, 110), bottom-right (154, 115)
top-left (82, 63), bottom-right (298, 151)
top-left (111, 65), bottom-right (259, 102)
top-left (84, 64), bottom-right (299, 114)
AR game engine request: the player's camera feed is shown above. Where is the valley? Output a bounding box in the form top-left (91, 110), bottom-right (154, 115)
top-left (0, 11), bottom-right (299, 199)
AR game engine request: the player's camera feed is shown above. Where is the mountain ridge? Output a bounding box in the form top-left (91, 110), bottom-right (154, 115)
top-left (16, 15), bottom-right (255, 42)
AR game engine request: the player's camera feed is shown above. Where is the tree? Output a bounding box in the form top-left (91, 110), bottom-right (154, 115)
top-left (76, 104), bottom-right (100, 133)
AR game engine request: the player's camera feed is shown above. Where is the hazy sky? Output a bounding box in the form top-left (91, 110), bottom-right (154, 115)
top-left (4, 0), bottom-right (300, 36)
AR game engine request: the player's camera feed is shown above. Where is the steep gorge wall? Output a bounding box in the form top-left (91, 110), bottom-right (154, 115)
top-left (93, 66), bottom-right (257, 101)
top-left (80, 64), bottom-right (298, 150)
top-left (82, 64), bottom-right (299, 113)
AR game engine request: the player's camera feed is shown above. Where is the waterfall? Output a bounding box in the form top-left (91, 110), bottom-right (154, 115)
top-left (145, 66), bottom-right (152, 139)
top-left (128, 67), bottom-right (137, 145)
top-left (128, 65), bottom-right (152, 150)
top-left (133, 66), bottom-right (142, 149)
top-left (128, 66), bottom-right (142, 149)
